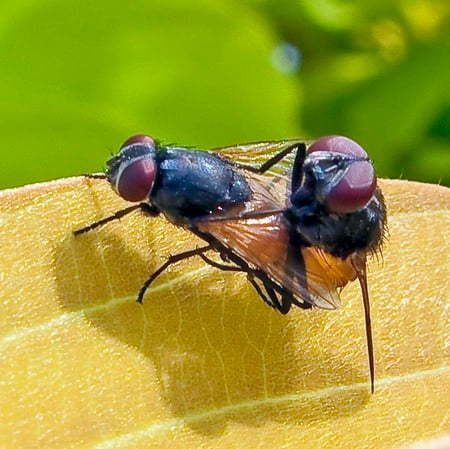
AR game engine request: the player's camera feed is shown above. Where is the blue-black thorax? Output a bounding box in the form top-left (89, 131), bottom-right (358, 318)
top-left (150, 147), bottom-right (252, 223)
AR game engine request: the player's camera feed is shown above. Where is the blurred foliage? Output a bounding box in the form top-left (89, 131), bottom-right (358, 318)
top-left (0, 0), bottom-right (449, 189)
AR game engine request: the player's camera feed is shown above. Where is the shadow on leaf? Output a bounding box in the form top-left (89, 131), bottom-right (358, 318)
top-left (54, 219), bottom-right (369, 434)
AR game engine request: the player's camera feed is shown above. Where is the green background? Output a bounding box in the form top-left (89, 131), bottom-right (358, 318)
top-left (0, 0), bottom-right (449, 189)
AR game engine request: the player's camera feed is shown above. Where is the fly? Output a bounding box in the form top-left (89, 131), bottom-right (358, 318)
top-left (74, 134), bottom-right (386, 392)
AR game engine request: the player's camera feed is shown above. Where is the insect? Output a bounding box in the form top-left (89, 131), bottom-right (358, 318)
top-left (75, 134), bottom-right (386, 392)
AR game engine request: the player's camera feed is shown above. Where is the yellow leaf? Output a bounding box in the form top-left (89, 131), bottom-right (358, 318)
top-left (0, 177), bottom-right (448, 449)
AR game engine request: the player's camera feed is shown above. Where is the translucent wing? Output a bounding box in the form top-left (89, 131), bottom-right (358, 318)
top-left (196, 176), bottom-right (357, 309)
top-left (210, 139), bottom-right (307, 180)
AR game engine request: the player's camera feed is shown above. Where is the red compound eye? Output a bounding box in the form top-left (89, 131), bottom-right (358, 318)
top-left (309, 135), bottom-right (377, 214)
top-left (116, 158), bottom-right (156, 202)
top-left (112, 134), bottom-right (157, 202)
top-left (120, 134), bottom-right (155, 150)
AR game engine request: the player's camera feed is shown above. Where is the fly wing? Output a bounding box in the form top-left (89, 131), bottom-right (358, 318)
top-left (196, 178), bottom-right (357, 309)
top-left (210, 140), bottom-right (305, 179)
top-left (197, 213), bottom-right (357, 309)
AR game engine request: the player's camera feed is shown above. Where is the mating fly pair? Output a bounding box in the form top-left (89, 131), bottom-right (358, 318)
top-left (75, 134), bottom-right (386, 392)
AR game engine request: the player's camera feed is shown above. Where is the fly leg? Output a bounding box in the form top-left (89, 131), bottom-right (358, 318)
top-left (198, 245), bottom-right (283, 311)
top-left (200, 254), bottom-right (285, 311)
top-left (252, 275), bottom-right (311, 314)
top-left (190, 227), bottom-right (298, 312)
top-left (73, 203), bottom-right (159, 235)
top-left (261, 281), bottom-right (285, 312)
top-left (231, 142), bottom-right (306, 175)
top-left (81, 173), bottom-right (107, 180)
top-left (253, 267), bottom-right (311, 313)
top-left (137, 245), bottom-right (213, 303)
top-left (199, 253), bottom-right (245, 272)
top-left (247, 277), bottom-right (277, 310)
top-left (253, 270), bottom-right (292, 314)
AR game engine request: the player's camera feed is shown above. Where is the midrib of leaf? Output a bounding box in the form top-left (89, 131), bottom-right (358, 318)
top-left (0, 265), bottom-right (212, 350)
top-left (91, 365), bottom-right (450, 449)
top-left (1, 205), bottom-right (447, 349)
top-left (1, 177), bottom-right (448, 448)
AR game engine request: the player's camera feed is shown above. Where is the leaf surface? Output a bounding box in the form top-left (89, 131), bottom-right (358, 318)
top-left (0, 178), bottom-right (449, 448)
